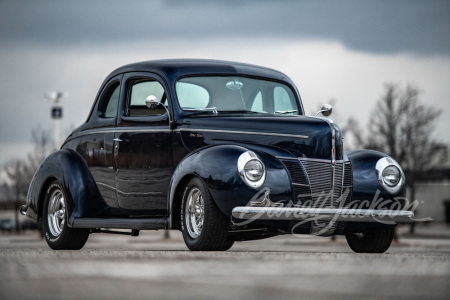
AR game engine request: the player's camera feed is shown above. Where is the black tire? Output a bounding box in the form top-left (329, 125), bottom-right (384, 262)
top-left (345, 227), bottom-right (395, 253)
top-left (181, 177), bottom-right (234, 251)
top-left (43, 180), bottom-right (89, 250)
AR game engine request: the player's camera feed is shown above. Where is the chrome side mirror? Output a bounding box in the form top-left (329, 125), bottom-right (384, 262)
top-left (315, 104), bottom-right (332, 117)
top-left (145, 95), bottom-right (160, 109)
top-left (145, 95), bottom-right (172, 128)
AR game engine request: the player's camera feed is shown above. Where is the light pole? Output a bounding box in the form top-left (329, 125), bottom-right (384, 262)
top-left (44, 92), bottom-right (65, 149)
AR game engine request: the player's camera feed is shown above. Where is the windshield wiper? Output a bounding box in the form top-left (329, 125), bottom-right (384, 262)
top-left (220, 110), bottom-right (260, 114)
top-left (184, 108), bottom-right (265, 116)
top-left (274, 110), bottom-right (298, 115)
top-left (184, 107), bottom-right (218, 115)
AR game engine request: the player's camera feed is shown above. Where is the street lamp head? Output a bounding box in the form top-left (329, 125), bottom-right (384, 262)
top-left (44, 92), bottom-right (68, 104)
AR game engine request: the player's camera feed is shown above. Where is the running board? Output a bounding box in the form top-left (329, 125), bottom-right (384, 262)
top-left (72, 218), bottom-right (168, 230)
top-left (90, 229), bottom-right (141, 236)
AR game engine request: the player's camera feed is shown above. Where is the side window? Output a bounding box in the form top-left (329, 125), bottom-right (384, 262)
top-left (98, 83), bottom-right (120, 118)
top-left (176, 82), bottom-right (209, 109)
top-left (250, 91), bottom-right (264, 113)
top-left (274, 86), bottom-right (295, 112)
top-left (128, 80), bottom-right (166, 116)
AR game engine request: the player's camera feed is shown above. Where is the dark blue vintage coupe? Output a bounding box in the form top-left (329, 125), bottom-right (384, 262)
top-left (22, 59), bottom-right (414, 252)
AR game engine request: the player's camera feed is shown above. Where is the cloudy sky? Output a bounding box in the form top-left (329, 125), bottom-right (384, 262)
top-left (0, 0), bottom-right (449, 168)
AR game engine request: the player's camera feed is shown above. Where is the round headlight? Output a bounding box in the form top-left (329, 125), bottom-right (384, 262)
top-left (244, 160), bottom-right (264, 182)
top-left (238, 151), bottom-right (266, 188)
top-left (382, 165), bottom-right (400, 187)
top-left (375, 157), bottom-right (405, 194)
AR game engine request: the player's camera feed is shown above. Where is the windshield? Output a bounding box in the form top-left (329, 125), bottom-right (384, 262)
top-left (175, 76), bottom-right (301, 116)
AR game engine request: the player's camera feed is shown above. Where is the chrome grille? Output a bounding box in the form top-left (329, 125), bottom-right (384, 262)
top-left (280, 159), bottom-right (311, 204)
top-left (333, 162), bottom-right (343, 206)
top-left (300, 159), bottom-right (335, 208)
top-left (336, 161), bottom-right (353, 233)
top-left (281, 160), bottom-right (309, 185)
top-left (280, 159), bottom-right (353, 209)
top-left (342, 161), bottom-right (353, 208)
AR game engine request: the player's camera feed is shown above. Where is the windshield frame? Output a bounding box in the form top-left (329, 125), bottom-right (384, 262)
top-left (174, 74), bottom-right (304, 117)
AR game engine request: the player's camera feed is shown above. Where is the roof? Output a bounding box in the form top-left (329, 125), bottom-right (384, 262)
top-left (106, 59), bottom-right (291, 83)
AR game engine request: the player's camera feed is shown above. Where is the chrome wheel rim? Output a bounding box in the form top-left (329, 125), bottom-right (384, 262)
top-left (185, 187), bottom-right (204, 239)
top-left (47, 188), bottom-right (66, 237)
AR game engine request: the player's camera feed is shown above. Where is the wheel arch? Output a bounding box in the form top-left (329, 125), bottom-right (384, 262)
top-left (168, 144), bottom-right (292, 228)
top-left (36, 176), bottom-right (59, 223)
top-left (168, 145), bottom-right (247, 228)
top-left (346, 149), bottom-right (406, 204)
top-left (27, 149), bottom-right (108, 226)
top-left (170, 173), bottom-right (199, 230)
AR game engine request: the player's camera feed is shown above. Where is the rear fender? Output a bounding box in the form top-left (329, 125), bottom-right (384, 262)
top-left (26, 149), bottom-right (108, 226)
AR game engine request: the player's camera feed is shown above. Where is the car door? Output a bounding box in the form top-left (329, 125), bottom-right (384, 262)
top-left (114, 72), bottom-right (173, 216)
top-left (76, 75), bottom-right (121, 211)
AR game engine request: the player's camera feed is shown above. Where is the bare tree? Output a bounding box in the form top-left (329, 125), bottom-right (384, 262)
top-left (1, 128), bottom-right (54, 232)
top-left (345, 83), bottom-right (447, 232)
top-left (27, 127), bottom-right (55, 173)
top-left (3, 160), bottom-right (30, 232)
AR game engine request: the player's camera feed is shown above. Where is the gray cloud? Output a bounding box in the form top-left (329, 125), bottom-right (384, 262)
top-left (1, 0), bottom-right (450, 167)
top-left (0, 0), bottom-right (449, 56)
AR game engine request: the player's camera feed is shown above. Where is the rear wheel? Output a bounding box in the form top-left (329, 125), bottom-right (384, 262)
top-left (181, 177), bottom-right (234, 251)
top-left (43, 180), bottom-right (89, 250)
top-left (345, 227), bottom-right (395, 253)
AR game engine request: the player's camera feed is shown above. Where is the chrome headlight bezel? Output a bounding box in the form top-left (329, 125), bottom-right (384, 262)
top-left (238, 151), bottom-right (266, 189)
top-left (375, 157), bottom-right (405, 194)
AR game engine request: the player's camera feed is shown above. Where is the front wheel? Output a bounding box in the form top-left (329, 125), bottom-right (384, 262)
top-left (345, 227), bottom-right (395, 253)
top-left (43, 180), bottom-right (89, 250)
top-left (181, 177), bottom-right (234, 251)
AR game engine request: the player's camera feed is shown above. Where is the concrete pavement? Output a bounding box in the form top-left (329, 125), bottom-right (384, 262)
top-left (0, 224), bottom-right (449, 299)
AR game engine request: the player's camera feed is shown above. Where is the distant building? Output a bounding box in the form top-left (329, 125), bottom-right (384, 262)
top-left (409, 150), bottom-right (450, 222)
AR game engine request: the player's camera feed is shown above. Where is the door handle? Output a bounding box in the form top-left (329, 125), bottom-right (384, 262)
top-left (113, 138), bottom-right (122, 142)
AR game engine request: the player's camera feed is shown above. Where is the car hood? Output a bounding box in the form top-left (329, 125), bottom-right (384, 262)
top-left (178, 116), bottom-right (343, 160)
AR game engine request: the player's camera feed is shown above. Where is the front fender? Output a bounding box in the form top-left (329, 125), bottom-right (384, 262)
top-left (346, 150), bottom-right (406, 207)
top-left (26, 149), bottom-right (107, 226)
top-left (169, 145), bottom-right (291, 227)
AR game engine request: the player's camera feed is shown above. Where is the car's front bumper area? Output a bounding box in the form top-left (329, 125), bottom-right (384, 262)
top-left (231, 207), bottom-right (415, 223)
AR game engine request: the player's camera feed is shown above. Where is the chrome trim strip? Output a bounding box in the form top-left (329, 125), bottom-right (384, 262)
top-left (68, 127), bottom-right (308, 143)
top-left (299, 157), bottom-right (339, 163)
top-left (331, 124), bottom-right (336, 165)
top-left (292, 183), bottom-right (309, 187)
top-left (309, 116), bottom-right (337, 195)
top-left (331, 164), bottom-right (335, 204)
top-left (117, 128), bottom-right (172, 133)
top-left (96, 182), bottom-right (162, 196)
top-left (65, 128), bottom-right (172, 143)
top-left (175, 128), bottom-right (308, 139)
top-left (71, 129), bottom-right (116, 138)
top-left (340, 161), bottom-right (346, 203)
top-left (276, 157), bottom-right (345, 164)
top-left (231, 207), bottom-right (415, 223)
top-left (96, 182), bottom-right (116, 191)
